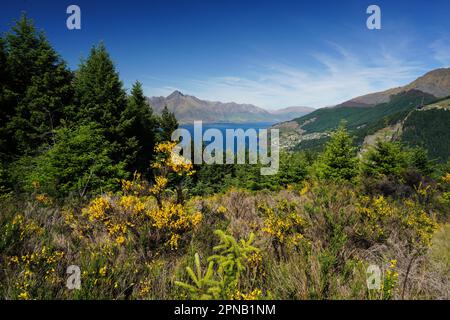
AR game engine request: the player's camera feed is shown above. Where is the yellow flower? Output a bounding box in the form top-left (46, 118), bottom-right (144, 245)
top-left (191, 212), bottom-right (202, 226)
top-left (82, 197), bottom-right (110, 221)
top-left (118, 195), bottom-right (145, 215)
top-left (389, 259), bottom-right (397, 269)
top-left (115, 235), bottom-right (126, 245)
top-left (217, 205), bottom-right (227, 214)
top-left (12, 214), bottom-right (24, 226)
top-left (139, 279), bottom-right (151, 296)
top-left (299, 182), bottom-right (310, 196)
top-left (247, 251), bottom-right (263, 268)
top-left (99, 265), bottom-right (108, 277)
top-left (9, 256), bottom-right (19, 264)
top-left (168, 234), bottom-right (181, 249)
top-left (153, 142), bottom-right (194, 175)
top-left (149, 176), bottom-right (169, 195)
top-left (442, 173), bottom-right (450, 183)
top-left (35, 193), bottom-right (53, 205)
top-left (18, 292), bottom-right (30, 300)
top-left (239, 289), bottom-right (263, 300)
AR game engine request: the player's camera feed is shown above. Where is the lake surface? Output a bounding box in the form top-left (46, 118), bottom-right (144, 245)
top-left (180, 122), bottom-right (275, 134)
top-left (179, 122), bottom-right (276, 153)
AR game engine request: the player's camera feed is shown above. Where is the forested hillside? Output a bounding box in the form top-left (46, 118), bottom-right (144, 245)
top-left (279, 89), bottom-right (450, 163)
top-left (402, 108), bottom-right (450, 161)
top-left (296, 90), bottom-right (436, 133)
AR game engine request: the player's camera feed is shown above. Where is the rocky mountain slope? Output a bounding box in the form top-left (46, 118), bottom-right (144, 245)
top-left (147, 91), bottom-right (314, 123)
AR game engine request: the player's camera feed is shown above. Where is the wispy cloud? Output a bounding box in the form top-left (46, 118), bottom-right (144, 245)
top-left (431, 37), bottom-right (450, 66)
top-left (146, 42), bottom-right (427, 109)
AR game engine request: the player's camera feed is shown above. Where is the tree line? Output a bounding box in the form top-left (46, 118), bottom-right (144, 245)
top-left (0, 15), bottom-right (178, 197)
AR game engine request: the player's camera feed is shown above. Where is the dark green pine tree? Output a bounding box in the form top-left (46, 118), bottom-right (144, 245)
top-left (0, 37), bottom-right (9, 160)
top-left (0, 37), bottom-right (9, 192)
top-left (4, 14), bottom-right (74, 156)
top-left (361, 140), bottom-right (408, 178)
top-left (159, 105), bottom-right (178, 142)
top-left (314, 122), bottom-right (359, 182)
top-left (122, 81), bottom-right (158, 175)
top-left (73, 43), bottom-right (126, 128)
top-left (0, 37), bottom-right (7, 99)
top-left (73, 42), bottom-right (134, 165)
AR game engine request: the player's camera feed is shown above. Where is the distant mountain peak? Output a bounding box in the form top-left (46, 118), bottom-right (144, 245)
top-left (167, 90), bottom-right (184, 99)
top-left (147, 93), bottom-right (313, 123)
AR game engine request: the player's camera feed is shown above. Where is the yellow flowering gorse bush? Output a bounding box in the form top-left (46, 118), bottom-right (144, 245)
top-left (259, 200), bottom-right (307, 255)
top-left (74, 141), bottom-right (202, 251)
top-left (9, 246), bottom-right (65, 300)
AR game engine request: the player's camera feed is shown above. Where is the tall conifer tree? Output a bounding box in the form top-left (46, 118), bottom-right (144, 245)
top-left (159, 105), bottom-right (178, 142)
top-left (122, 81), bottom-right (158, 175)
top-left (73, 43), bottom-right (132, 164)
top-left (4, 14), bottom-right (73, 156)
top-left (315, 123), bottom-right (358, 181)
top-left (0, 37), bottom-right (9, 160)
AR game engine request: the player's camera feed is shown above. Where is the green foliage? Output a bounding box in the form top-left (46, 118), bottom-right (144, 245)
top-left (158, 106), bottom-right (178, 142)
top-left (314, 124), bottom-right (358, 181)
top-left (402, 109), bottom-right (450, 162)
top-left (0, 16), bottom-right (164, 197)
top-left (176, 230), bottom-right (259, 299)
top-left (360, 140), bottom-right (437, 197)
top-left (73, 43), bottom-right (132, 161)
top-left (190, 151), bottom-right (310, 195)
top-left (71, 43), bottom-right (161, 179)
top-left (16, 124), bottom-right (128, 197)
top-left (174, 253), bottom-right (219, 299)
top-left (3, 14), bottom-right (73, 157)
top-left (209, 230), bottom-right (258, 296)
top-left (294, 136), bottom-right (328, 153)
top-left (295, 90), bottom-right (436, 135)
top-left (122, 81), bottom-right (158, 176)
top-left (0, 162), bottom-right (10, 196)
top-left (292, 90), bottom-right (437, 152)
top-left (406, 147), bottom-right (434, 176)
top-left (73, 43), bottom-right (126, 129)
top-left (361, 140), bottom-right (408, 178)
top-left (0, 37), bottom-right (9, 159)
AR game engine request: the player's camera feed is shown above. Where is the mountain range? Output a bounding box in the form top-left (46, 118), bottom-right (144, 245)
top-left (147, 91), bottom-right (314, 123)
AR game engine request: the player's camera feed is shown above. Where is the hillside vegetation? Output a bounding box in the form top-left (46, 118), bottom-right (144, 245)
top-left (295, 90), bottom-right (436, 134)
top-left (281, 90), bottom-right (450, 162)
top-left (402, 108), bottom-right (450, 161)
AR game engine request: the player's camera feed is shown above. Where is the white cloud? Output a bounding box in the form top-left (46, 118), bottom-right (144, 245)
top-left (145, 42), bottom-right (426, 109)
top-left (431, 38), bottom-right (450, 66)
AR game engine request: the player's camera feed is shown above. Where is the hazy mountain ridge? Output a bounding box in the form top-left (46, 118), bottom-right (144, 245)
top-left (147, 91), bottom-right (314, 123)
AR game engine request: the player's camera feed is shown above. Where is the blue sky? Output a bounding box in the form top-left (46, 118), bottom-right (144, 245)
top-left (1, 0), bottom-right (450, 109)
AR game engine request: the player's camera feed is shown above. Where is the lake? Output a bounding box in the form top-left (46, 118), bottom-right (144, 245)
top-left (179, 122), bottom-right (276, 153)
